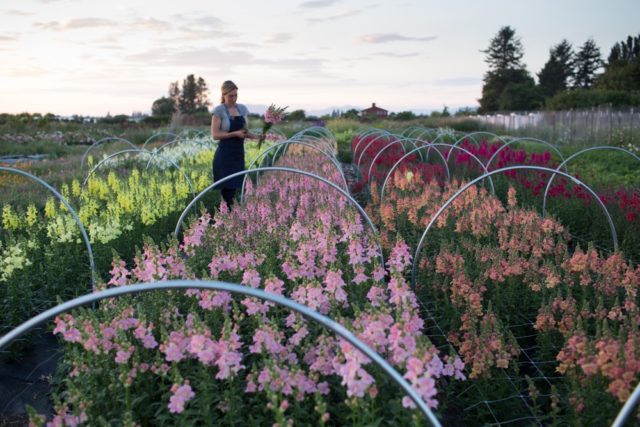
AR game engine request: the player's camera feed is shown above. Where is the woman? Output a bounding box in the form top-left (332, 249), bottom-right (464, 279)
top-left (211, 80), bottom-right (263, 208)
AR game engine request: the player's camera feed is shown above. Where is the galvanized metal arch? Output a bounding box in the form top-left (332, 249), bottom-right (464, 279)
top-left (446, 132), bottom-right (505, 162)
top-left (365, 137), bottom-right (420, 184)
top-left (243, 140), bottom-right (348, 203)
top-left (356, 132), bottom-right (394, 168)
top-left (290, 127), bottom-right (336, 151)
top-left (296, 125), bottom-right (334, 141)
top-left (141, 132), bottom-right (178, 150)
top-left (0, 166), bottom-right (96, 290)
top-left (410, 165), bottom-right (619, 289)
top-left (0, 279), bottom-right (441, 426)
top-left (175, 166), bottom-right (384, 268)
top-left (399, 126), bottom-right (421, 138)
top-left (154, 137), bottom-right (216, 155)
top-left (613, 383), bottom-right (640, 427)
top-left (286, 133), bottom-right (335, 155)
top-left (485, 137), bottom-right (566, 172)
top-left (82, 149), bottom-right (195, 196)
top-left (144, 138), bottom-right (217, 170)
top-left (379, 143), bottom-right (497, 204)
top-left (243, 140), bottom-right (347, 192)
top-left (355, 128), bottom-right (386, 140)
top-left (542, 146), bottom-right (640, 217)
top-left (353, 130), bottom-right (390, 163)
top-left (288, 133), bottom-right (335, 155)
top-left (403, 127), bottom-right (432, 139)
top-left (411, 128), bottom-right (442, 143)
top-left (81, 137), bottom-right (137, 169)
top-left (378, 143), bottom-right (451, 201)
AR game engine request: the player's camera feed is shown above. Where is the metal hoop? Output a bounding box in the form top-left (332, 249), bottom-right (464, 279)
top-left (410, 165), bottom-right (619, 289)
top-left (176, 166), bottom-right (384, 268)
top-left (242, 140), bottom-right (348, 195)
top-left (542, 146), bottom-right (640, 216)
top-left (446, 132), bottom-right (510, 163)
top-left (379, 143), bottom-right (496, 204)
top-left (353, 131), bottom-right (390, 165)
top-left (365, 138), bottom-right (420, 185)
top-left (0, 166), bottom-right (96, 290)
top-left (81, 137), bottom-right (137, 169)
top-left (141, 132), bottom-right (178, 150)
top-left (0, 279), bottom-right (441, 426)
top-left (82, 149), bottom-right (195, 196)
top-left (485, 137), bottom-right (566, 171)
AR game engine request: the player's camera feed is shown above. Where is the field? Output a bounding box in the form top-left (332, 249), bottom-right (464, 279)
top-left (0, 119), bottom-right (639, 426)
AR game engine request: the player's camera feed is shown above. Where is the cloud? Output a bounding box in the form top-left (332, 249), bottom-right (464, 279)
top-left (173, 14), bottom-right (235, 39)
top-left (357, 33), bottom-right (437, 44)
top-left (0, 34), bottom-right (18, 42)
top-left (433, 77), bottom-right (483, 86)
top-left (127, 17), bottom-right (172, 32)
top-left (307, 9), bottom-right (364, 23)
top-left (125, 47), bottom-right (254, 71)
top-left (266, 33), bottom-right (293, 44)
top-left (375, 51), bottom-right (420, 58)
top-left (5, 9), bottom-right (36, 16)
top-left (34, 18), bottom-right (118, 31)
top-left (300, 0), bottom-right (340, 8)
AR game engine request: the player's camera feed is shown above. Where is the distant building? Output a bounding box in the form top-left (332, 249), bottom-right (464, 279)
top-left (361, 102), bottom-right (388, 119)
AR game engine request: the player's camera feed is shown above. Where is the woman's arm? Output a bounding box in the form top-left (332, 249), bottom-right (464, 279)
top-left (211, 115), bottom-right (246, 140)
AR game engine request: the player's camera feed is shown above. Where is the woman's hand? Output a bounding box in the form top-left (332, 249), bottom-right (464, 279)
top-left (234, 129), bottom-right (247, 138)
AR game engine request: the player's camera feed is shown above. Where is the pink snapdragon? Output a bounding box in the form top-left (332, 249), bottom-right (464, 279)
top-left (168, 381), bottom-right (195, 414)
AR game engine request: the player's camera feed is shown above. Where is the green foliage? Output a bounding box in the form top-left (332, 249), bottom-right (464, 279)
top-left (286, 109), bottom-right (306, 121)
top-left (393, 111), bottom-right (417, 120)
top-left (546, 89), bottom-right (640, 109)
top-left (151, 97), bottom-right (176, 117)
top-left (481, 69), bottom-right (540, 112)
top-left (573, 38), bottom-right (603, 89)
top-left (538, 39), bottom-right (574, 97)
top-left (596, 34), bottom-right (640, 91)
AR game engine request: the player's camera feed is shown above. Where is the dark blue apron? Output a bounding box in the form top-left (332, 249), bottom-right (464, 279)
top-left (213, 109), bottom-right (245, 189)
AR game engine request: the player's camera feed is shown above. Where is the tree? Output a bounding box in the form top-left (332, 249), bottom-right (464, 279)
top-left (573, 38), bottom-right (602, 89)
top-left (177, 74), bottom-right (210, 114)
top-left (394, 111), bottom-right (416, 120)
top-left (287, 109), bottom-right (306, 121)
top-left (151, 96), bottom-right (176, 116)
top-left (479, 26), bottom-right (538, 112)
top-left (538, 39), bottom-right (574, 97)
top-left (596, 34), bottom-right (640, 91)
top-left (195, 77), bottom-right (210, 112)
top-left (482, 26), bottom-right (525, 74)
top-left (169, 81), bottom-right (180, 108)
top-left (342, 109), bottom-right (360, 120)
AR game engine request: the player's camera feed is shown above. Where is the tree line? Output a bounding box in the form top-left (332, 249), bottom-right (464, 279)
top-left (479, 27), bottom-right (640, 112)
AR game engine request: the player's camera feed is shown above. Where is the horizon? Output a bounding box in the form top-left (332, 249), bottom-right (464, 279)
top-left (1, 0), bottom-right (638, 117)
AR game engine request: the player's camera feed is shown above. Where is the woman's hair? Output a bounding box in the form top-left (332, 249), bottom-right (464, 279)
top-left (220, 80), bottom-right (238, 103)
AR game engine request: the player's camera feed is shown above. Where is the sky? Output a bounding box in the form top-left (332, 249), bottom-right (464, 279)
top-left (0, 0), bottom-right (638, 117)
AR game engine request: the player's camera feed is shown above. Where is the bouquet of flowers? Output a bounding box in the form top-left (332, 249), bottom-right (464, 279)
top-left (259, 104), bottom-right (287, 150)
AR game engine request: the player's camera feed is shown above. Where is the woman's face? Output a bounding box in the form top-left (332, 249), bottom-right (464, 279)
top-left (223, 89), bottom-right (238, 106)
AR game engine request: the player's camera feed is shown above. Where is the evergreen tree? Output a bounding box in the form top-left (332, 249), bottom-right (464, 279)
top-left (537, 39), bottom-right (574, 97)
top-left (169, 81), bottom-right (180, 109)
top-left (151, 97), bottom-right (175, 116)
top-left (195, 77), bottom-right (210, 112)
top-left (479, 26), bottom-right (539, 112)
top-left (573, 38), bottom-right (602, 89)
top-left (597, 34), bottom-right (640, 91)
top-left (179, 75), bottom-right (197, 113)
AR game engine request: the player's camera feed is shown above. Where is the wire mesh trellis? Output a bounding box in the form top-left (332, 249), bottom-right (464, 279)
top-left (0, 280), bottom-right (442, 427)
top-left (2, 127), bottom-right (640, 425)
top-left (358, 128), bottom-right (639, 426)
